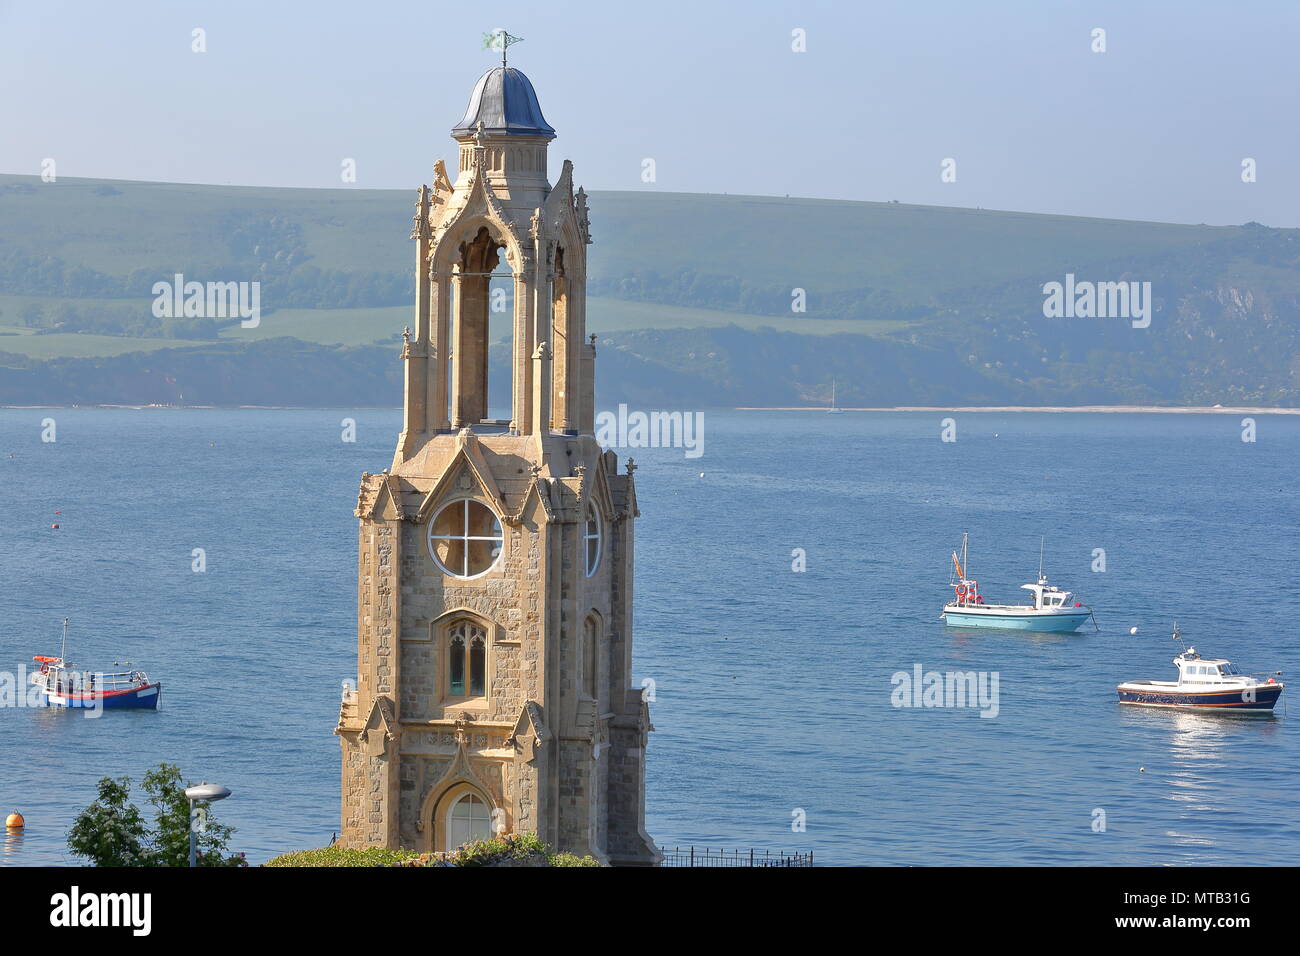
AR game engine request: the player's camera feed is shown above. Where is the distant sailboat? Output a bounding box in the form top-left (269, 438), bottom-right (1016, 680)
top-left (827, 378), bottom-right (845, 414)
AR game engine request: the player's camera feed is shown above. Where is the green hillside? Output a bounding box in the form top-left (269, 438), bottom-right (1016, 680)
top-left (1, 174), bottom-right (1242, 307)
top-left (0, 177), bottom-right (406, 276)
top-left (588, 192), bottom-right (1234, 297)
top-left (2, 173), bottom-right (1297, 407)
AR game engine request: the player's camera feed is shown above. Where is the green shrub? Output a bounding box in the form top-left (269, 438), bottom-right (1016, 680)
top-left (548, 852), bottom-right (603, 867)
top-left (267, 833), bottom-right (602, 867)
top-left (445, 832), bottom-right (547, 867)
top-left (265, 846), bottom-right (423, 867)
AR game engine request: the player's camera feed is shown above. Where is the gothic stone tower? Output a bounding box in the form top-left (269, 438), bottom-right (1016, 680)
top-left (335, 62), bottom-right (660, 866)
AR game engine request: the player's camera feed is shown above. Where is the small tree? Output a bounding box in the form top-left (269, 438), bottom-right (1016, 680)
top-left (19, 303), bottom-right (43, 329)
top-left (67, 763), bottom-right (244, 867)
top-left (66, 776), bottom-right (149, 867)
top-left (142, 764), bottom-right (240, 867)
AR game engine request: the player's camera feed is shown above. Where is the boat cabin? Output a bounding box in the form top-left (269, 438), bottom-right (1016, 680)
top-left (1174, 649), bottom-right (1240, 684)
top-left (31, 656), bottom-right (151, 694)
top-left (1020, 576), bottom-right (1076, 611)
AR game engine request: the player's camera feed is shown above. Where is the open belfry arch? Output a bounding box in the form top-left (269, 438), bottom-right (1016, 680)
top-left (336, 53), bottom-right (660, 865)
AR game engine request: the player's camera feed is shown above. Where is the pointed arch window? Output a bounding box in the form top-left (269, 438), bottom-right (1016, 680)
top-left (583, 615), bottom-right (599, 700)
top-left (469, 633), bottom-right (486, 697)
top-left (445, 792), bottom-right (492, 851)
top-left (447, 621), bottom-right (487, 699)
top-left (429, 499), bottom-right (504, 578)
top-left (584, 504), bottom-right (601, 578)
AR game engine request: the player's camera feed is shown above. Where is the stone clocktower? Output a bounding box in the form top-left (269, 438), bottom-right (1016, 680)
top-left (335, 58), bottom-right (660, 865)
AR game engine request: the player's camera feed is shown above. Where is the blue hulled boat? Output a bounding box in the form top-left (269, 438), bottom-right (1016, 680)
top-left (30, 619), bottom-right (161, 710)
top-left (941, 533), bottom-right (1093, 633)
top-left (1117, 625), bottom-right (1283, 713)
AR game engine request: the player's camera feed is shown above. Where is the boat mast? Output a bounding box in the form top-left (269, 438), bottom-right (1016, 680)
top-left (60, 617), bottom-right (69, 663)
top-left (1038, 536), bottom-right (1045, 582)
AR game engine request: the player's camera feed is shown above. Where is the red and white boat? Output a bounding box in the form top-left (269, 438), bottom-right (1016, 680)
top-left (31, 619), bottom-right (161, 710)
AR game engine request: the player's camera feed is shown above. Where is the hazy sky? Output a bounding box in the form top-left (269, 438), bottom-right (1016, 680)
top-left (2, 0), bottom-right (1297, 226)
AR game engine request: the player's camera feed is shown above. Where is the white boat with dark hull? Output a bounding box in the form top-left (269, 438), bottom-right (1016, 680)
top-left (1117, 625), bottom-right (1283, 713)
top-left (941, 533), bottom-right (1093, 633)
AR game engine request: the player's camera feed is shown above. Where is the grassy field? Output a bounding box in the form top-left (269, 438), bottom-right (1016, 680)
top-left (0, 328), bottom-right (196, 359)
top-left (219, 305), bottom-right (406, 346)
top-left (0, 292), bottom-right (203, 359)
top-left (589, 297), bottom-right (912, 336)
top-left (0, 295), bottom-right (910, 360)
top-left (2, 174), bottom-right (1242, 302)
top-left (0, 292), bottom-right (155, 317)
top-left (217, 296), bottom-right (909, 346)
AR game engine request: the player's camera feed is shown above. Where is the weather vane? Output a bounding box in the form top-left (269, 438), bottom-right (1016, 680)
top-left (483, 29), bottom-right (523, 68)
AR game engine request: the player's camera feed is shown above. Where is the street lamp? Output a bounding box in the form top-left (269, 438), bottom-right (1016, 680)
top-left (184, 782), bottom-right (231, 867)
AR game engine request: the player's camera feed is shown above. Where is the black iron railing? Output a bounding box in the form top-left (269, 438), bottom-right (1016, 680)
top-left (657, 846), bottom-right (813, 867)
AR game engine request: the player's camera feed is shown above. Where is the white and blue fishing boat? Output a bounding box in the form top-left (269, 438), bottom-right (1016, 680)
top-left (941, 533), bottom-right (1093, 633)
top-left (30, 619), bottom-right (161, 710)
top-left (1117, 625), bottom-right (1284, 713)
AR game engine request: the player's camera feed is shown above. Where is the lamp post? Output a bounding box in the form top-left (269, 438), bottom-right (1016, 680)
top-left (184, 782), bottom-right (231, 867)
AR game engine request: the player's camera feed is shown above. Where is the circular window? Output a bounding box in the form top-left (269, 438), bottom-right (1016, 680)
top-left (428, 500), bottom-right (504, 578)
top-left (584, 504), bottom-right (601, 578)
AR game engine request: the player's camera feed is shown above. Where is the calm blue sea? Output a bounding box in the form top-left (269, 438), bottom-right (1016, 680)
top-left (1, 408), bottom-right (1297, 866)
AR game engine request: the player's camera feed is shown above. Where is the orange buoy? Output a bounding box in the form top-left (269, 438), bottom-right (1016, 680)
top-left (50, 523), bottom-right (59, 529)
top-left (5, 812), bottom-right (24, 828)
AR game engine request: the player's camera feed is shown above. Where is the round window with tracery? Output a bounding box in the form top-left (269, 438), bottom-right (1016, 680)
top-left (428, 499), bottom-right (504, 578)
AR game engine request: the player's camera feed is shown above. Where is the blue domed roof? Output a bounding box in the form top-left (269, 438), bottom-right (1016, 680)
top-left (452, 67), bottom-right (555, 139)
